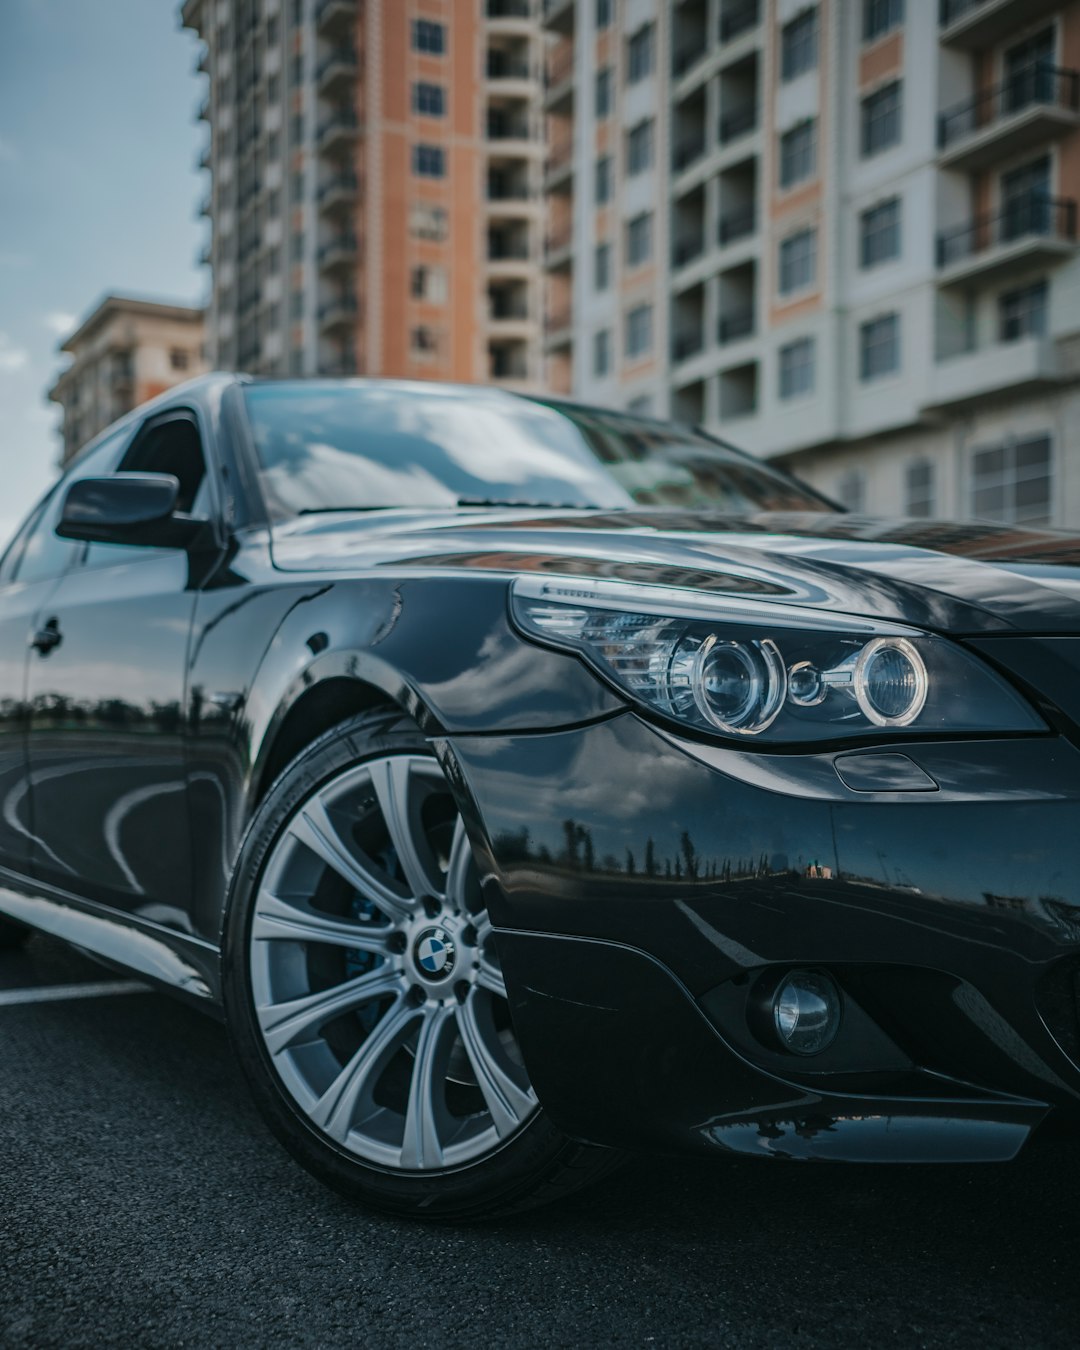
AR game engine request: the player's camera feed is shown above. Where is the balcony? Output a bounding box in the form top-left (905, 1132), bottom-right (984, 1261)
top-left (718, 203), bottom-right (755, 246)
top-left (317, 231), bottom-right (360, 272)
top-left (719, 103), bottom-right (757, 145)
top-left (544, 47), bottom-right (574, 111)
top-left (542, 0), bottom-right (574, 36)
top-left (490, 293), bottom-right (531, 322)
top-left (317, 109), bottom-right (361, 156)
top-left (936, 195), bottom-right (1077, 285)
top-left (672, 331), bottom-right (704, 364)
top-left (315, 0), bottom-right (355, 37)
top-left (197, 240), bottom-right (213, 267)
top-left (197, 94), bottom-right (211, 121)
top-left (487, 51), bottom-right (533, 82)
top-left (544, 140), bottom-right (573, 191)
top-left (673, 45), bottom-right (707, 81)
top-left (489, 0), bottom-right (533, 16)
top-left (318, 292), bottom-right (359, 334)
top-left (487, 112), bottom-right (534, 144)
top-left (923, 336), bottom-right (1066, 411)
top-left (672, 234), bottom-right (704, 270)
top-left (487, 179), bottom-right (535, 203)
top-left (544, 223), bottom-right (573, 268)
top-left (197, 141), bottom-right (212, 171)
top-left (197, 192), bottom-right (212, 218)
top-left (317, 170), bottom-right (360, 214)
top-left (938, 65), bottom-right (1080, 171)
top-left (316, 46), bottom-right (358, 97)
top-left (673, 133), bottom-right (707, 175)
top-left (718, 308), bottom-right (754, 344)
top-left (489, 236), bottom-right (532, 263)
top-left (939, 0), bottom-right (1060, 48)
top-left (719, 0), bottom-right (759, 42)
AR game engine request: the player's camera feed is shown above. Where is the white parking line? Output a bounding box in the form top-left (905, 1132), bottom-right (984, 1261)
top-left (0, 980), bottom-right (150, 1008)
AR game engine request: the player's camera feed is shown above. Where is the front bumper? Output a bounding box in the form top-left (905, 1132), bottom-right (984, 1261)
top-left (441, 712), bottom-right (1080, 1162)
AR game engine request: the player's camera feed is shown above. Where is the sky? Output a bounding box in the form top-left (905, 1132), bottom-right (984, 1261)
top-left (0, 0), bottom-right (205, 550)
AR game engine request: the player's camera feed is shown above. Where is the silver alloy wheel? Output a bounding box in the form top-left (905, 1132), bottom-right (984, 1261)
top-left (249, 754), bottom-right (538, 1172)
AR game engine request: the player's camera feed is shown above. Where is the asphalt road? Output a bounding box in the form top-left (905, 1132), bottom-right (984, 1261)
top-left (1, 933), bottom-right (1078, 1350)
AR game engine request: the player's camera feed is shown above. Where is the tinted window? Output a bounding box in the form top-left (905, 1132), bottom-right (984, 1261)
top-left (242, 383), bottom-right (831, 517)
top-left (14, 428), bottom-right (131, 583)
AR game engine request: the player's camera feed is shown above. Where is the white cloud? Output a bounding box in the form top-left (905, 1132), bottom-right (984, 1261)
top-left (43, 311), bottom-right (76, 337)
top-left (0, 334), bottom-right (29, 374)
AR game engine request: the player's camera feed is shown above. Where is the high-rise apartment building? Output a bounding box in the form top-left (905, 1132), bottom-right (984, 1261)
top-left (546, 0), bottom-right (1080, 528)
top-left (184, 0), bottom-right (546, 389)
top-left (48, 296), bottom-right (206, 466)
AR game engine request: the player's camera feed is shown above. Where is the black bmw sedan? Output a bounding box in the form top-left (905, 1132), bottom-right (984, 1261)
top-left (2, 374), bottom-right (1079, 1218)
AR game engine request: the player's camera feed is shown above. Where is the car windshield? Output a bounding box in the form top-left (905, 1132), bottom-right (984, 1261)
top-left (242, 381), bottom-right (833, 517)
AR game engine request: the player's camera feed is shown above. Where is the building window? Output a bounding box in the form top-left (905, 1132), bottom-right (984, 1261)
top-left (837, 470), bottom-right (866, 512)
top-left (594, 328), bottom-right (611, 376)
top-left (863, 0), bottom-right (904, 42)
top-left (779, 227), bottom-right (817, 294)
top-left (290, 112), bottom-right (304, 145)
top-left (778, 337), bottom-right (815, 399)
top-left (595, 242), bottom-right (611, 290)
top-left (860, 197), bottom-right (902, 268)
top-left (627, 119), bottom-right (654, 175)
top-left (627, 24), bottom-right (655, 83)
top-left (412, 82), bottom-right (446, 117)
top-left (412, 20), bottom-right (445, 56)
top-left (412, 144), bottom-right (446, 178)
top-left (627, 212), bottom-right (652, 267)
top-left (999, 279), bottom-right (1048, 342)
top-left (859, 313), bottom-right (901, 380)
top-left (596, 0), bottom-right (612, 29)
top-left (411, 265), bottom-right (448, 304)
top-left (169, 348), bottom-right (191, 372)
top-left (971, 435), bottom-right (1052, 525)
top-left (596, 67), bottom-right (613, 118)
top-left (905, 459), bottom-right (934, 518)
top-left (410, 204), bottom-right (448, 241)
top-left (291, 231), bottom-right (304, 262)
top-left (779, 119), bottom-right (816, 188)
top-left (410, 325), bottom-right (441, 357)
top-left (781, 7), bottom-right (818, 82)
top-left (290, 289), bottom-right (304, 320)
top-left (861, 81), bottom-right (902, 157)
top-left (290, 52), bottom-right (303, 86)
top-left (595, 155), bottom-right (612, 204)
top-left (626, 303), bottom-right (653, 360)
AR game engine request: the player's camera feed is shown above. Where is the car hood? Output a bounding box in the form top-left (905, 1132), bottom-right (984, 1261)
top-left (268, 507), bottom-right (1080, 635)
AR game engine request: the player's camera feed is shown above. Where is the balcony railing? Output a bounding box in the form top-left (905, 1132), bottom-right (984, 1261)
top-left (672, 235), bottom-right (704, 268)
top-left (545, 47), bottom-right (574, 87)
top-left (316, 46), bottom-right (358, 86)
top-left (936, 194), bottom-right (1077, 268)
top-left (488, 181), bottom-right (534, 201)
top-left (673, 133), bottom-right (707, 173)
top-left (544, 225), bottom-right (573, 254)
top-left (318, 293), bottom-right (359, 326)
top-left (673, 45), bottom-right (706, 79)
top-left (938, 64), bottom-right (1080, 149)
top-left (317, 110), bottom-right (360, 147)
top-left (489, 0), bottom-right (532, 15)
top-left (318, 170), bottom-right (360, 203)
top-left (315, 0), bottom-right (355, 32)
top-left (672, 332), bottom-right (704, 362)
top-left (719, 0), bottom-right (759, 42)
top-left (545, 142), bottom-right (573, 176)
top-left (317, 231), bottom-right (360, 265)
top-left (491, 296), bottom-right (530, 320)
top-left (939, 0), bottom-right (983, 25)
top-left (718, 308), bottom-right (754, 344)
top-left (718, 203), bottom-right (755, 245)
top-left (488, 116), bottom-right (533, 141)
top-left (489, 238), bottom-right (532, 260)
top-left (719, 103), bottom-right (757, 144)
top-left (487, 53), bottom-right (532, 80)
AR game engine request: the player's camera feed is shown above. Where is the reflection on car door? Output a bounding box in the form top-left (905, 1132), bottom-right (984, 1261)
top-left (25, 411), bottom-right (212, 934)
top-left (0, 484), bottom-right (84, 879)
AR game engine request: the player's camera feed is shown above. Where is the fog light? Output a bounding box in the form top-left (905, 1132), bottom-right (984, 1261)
top-left (773, 971), bottom-right (841, 1056)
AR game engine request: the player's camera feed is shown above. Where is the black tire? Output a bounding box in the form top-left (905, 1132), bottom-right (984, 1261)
top-left (0, 916), bottom-right (30, 950)
top-left (223, 707), bottom-right (622, 1220)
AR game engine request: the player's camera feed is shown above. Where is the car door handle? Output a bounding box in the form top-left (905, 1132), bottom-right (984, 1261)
top-left (31, 619), bottom-right (63, 656)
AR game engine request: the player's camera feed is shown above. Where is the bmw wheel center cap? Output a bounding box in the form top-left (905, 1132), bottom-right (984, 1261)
top-left (414, 926), bottom-right (456, 980)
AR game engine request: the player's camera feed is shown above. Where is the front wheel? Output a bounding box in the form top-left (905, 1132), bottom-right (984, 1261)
top-left (223, 709), bottom-right (620, 1220)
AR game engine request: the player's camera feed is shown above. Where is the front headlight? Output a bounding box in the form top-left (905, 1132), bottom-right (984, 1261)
top-left (510, 576), bottom-right (1042, 742)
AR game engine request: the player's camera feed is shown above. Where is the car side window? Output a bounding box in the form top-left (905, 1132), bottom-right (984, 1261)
top-left (13, 485), bottom-right (80, 585)
top-left (82, 412), bottom-right (209, 571)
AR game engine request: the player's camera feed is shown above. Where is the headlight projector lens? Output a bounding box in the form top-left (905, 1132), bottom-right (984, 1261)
top-left (772, 971), bottom-right (842, 1056)
top-left (693, 635), bottom-right (786, 734)
top-left (853, 637), bottom-right (928, 727)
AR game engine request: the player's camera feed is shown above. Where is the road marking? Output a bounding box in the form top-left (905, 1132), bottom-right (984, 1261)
top-left (0, 980), bottom-right (150, 1008)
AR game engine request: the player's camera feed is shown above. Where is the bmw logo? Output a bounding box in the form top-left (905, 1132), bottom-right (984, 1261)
top-left (414, 926), bottom-right (456, 980)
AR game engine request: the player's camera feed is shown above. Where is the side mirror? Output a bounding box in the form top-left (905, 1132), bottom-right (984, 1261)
top-left (57, 474), bottom-right (208, 549)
